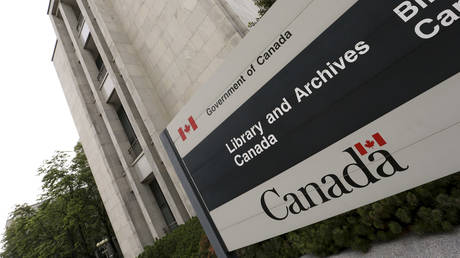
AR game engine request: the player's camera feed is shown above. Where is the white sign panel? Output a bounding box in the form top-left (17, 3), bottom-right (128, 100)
top-left (167, 0), bottom-right (460, 251)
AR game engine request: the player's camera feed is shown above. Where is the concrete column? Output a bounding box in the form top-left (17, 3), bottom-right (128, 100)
top-left (78, 0), bottom-right (193, 223)
top-left (49, 13), bottom-right (147, 258)
top-left (57, 1), bottom-right (166, 242)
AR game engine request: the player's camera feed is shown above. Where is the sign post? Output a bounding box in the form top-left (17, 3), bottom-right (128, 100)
top-left (160, 130), bottom-right (236, 257)
top-left (162, 0), bottom-right (460, 254)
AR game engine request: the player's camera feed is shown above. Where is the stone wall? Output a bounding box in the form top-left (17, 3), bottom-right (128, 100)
top-left (53, 40), bottom-right (147, 258)
top-left (101, 0), bottom-right (248, 117)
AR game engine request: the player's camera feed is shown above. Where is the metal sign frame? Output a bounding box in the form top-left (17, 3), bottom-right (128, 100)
top-left (160, 130), bottom-right (236, 258)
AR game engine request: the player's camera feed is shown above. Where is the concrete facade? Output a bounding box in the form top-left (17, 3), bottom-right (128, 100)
top-left (47, 0), bottom-right (256, 257)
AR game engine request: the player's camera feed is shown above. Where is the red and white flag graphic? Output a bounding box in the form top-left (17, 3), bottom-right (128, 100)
top-left (178, 116), bottom-right (198, 141)
top-left (354, 132), bottom-right (387, 155)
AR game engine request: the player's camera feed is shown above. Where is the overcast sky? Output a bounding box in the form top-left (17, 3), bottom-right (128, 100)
top-left (0, 0), bottom-right (78, 236)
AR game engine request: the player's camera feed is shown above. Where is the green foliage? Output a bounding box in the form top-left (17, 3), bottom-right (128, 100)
top-left (1, 143), bottom-right (118, 258)
top-left (198, 231), bottom-right (216, 258)
top-left (237, 171), bottom-right (460, 257)
top-left (237, 235), bottom-right (301, 258)
top-left (138, 217), bottom-right (216, 258)
top-left (138, 172), bottom-right (460, 258)
top-left (249, 0), bottom-right (277, 27)
top-left (253, 0), bottom-right (277, 17)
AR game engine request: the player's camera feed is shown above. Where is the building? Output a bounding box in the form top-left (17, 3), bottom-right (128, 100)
top-left (47, 0), bottom-right (257, 257)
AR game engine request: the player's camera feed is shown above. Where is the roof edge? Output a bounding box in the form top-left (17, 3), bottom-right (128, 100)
top-left (47, 0), bottom-right (58, 15)
top-left (51, 40), bottom-right (58, 62)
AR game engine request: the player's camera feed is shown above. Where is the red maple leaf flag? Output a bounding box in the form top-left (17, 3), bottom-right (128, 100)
top-left (178, 116), bottom-right (198, 141)
top-left (364, 140), bottom-right (375, 148)
top-left (355, 133), bottom-right (387, 156)
top-left (184, 124), bottom-right (191, 133)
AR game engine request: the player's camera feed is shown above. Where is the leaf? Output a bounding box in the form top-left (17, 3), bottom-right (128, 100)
top-left (2, 142), bottom-right (120, 257)
top-left (184, 124), bottom-right (191, 133)
top-left (364, 140), bottom-right (375, 149)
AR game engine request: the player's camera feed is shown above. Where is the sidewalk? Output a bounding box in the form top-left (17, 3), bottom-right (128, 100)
top-left (301, 228), bottom-right (460, 258)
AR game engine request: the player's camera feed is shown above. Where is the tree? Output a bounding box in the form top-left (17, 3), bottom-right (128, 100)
top-left (249, 0), bottom-right (277, 27)
top-left (254, 0), bottom-right (277, 17)
top-left (1, 143), bottom-right (119, 258)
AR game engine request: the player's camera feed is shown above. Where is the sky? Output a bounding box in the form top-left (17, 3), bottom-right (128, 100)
top-left (0, 0), bottom-right (78, 237)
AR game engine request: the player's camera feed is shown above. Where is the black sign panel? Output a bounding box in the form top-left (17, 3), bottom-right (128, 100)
top-left (183, 0), bottom-right (460, 211)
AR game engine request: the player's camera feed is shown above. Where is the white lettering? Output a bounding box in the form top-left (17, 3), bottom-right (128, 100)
top-left (394, 1), bottom-right (419, 22)
top-left (415, 19), bottom-right (440, 39)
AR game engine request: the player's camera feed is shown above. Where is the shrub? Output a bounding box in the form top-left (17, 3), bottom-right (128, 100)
top-left (138, 172), bottom-right (460, 257)
top-left (237, 171), bottom-right (460, 257)
top-left (249, 0), bottom-right (277, 27)
top-left (138, 218), bottom-right (215, 258)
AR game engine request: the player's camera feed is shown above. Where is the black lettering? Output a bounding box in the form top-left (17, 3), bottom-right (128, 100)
top-left (279, 33), bottom-right (286, 44)
top-left (298, 182), bottom-right (330, 208)
top-left (257, 55), bottom-right (265, 65)
top-left (321, 173), bottom-right (353, 198)
top-left (368, 150), bottom-right (409, 177)
top-left (343, 147), bottom-right (380, 188)
top-left (283, 193), bottom-right (307, 214)
top-left (261, 188), bottom-right (288, 220)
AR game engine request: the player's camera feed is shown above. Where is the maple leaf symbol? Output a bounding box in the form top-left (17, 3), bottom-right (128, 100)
top-left (184, 124), bottom-right (191, 133)
top-left (365, 140), bottom-right (375, 149)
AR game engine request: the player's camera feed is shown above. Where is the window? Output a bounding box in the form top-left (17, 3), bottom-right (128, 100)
top-left (76, 12), bottom-right (85, 33)
top-left (149, 179), bottom-right (177, 232)
top-left (84, 36), bottom-right (107, 84)
top-left (116, 106), bottom-right (142, 160)
top-left (95, 54), bottom-right (107, 83)
top-left (95, 54), bottom-right (104, 70)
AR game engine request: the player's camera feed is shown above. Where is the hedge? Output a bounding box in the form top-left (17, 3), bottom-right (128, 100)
top-left (139, 171), bottom-right (460, 257)
top-left (138, 218), bottom-right (214, 258)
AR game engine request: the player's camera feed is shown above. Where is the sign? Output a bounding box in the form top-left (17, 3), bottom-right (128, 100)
top-left (166, 0), bottom-right (460, 251)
